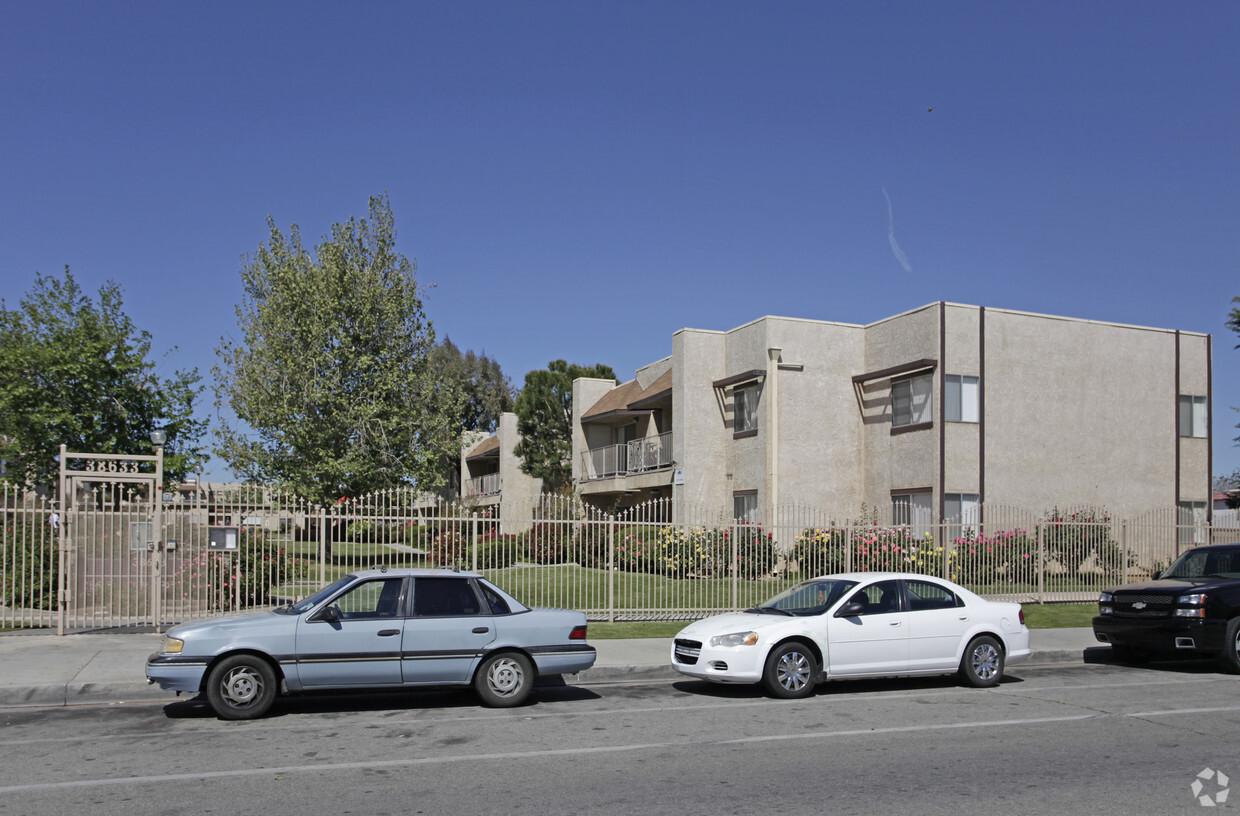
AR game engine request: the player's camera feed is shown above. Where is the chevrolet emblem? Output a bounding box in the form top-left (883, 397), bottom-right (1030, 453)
top-left (1132, 602), bottom-right (1147, 610)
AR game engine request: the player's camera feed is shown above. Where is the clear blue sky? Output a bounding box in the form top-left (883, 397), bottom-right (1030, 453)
top-left (3, 2), bottom-right (1237, 482)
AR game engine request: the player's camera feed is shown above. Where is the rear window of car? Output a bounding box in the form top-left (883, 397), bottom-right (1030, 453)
top-left (412, 577), bottom-right (482, 616)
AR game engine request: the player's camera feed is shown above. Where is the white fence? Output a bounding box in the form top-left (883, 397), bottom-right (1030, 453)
top-left (3, 481), bottom-right (1237, 633)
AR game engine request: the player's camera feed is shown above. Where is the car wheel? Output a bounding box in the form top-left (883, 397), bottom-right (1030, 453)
top-left (475, 652), bottom-right (534, 707)
top-left (959, 635), bottom-right (1004, 688)
top-left (205, 655), bottom-right (277, 720)
top-left (1217, 618), bottom-right (1240, 674)
top-left (762, 642), bottom-right (818, 699)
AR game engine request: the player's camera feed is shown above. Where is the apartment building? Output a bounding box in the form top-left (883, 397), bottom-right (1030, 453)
top-left (460, 412), bottom-right (543, 511)
top-left (570, 302), bottom-right (1213, 524)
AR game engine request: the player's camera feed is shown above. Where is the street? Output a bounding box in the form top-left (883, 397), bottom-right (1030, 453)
top-left (0, 661), bottom-right (1236, 815)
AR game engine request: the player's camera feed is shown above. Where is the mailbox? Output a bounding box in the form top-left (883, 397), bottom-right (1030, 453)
top-left (208, 527), bottom-right (239, 551)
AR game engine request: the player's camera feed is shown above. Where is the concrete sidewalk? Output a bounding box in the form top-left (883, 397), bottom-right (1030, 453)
top-left (0, 628), bottom-right (1104, 710)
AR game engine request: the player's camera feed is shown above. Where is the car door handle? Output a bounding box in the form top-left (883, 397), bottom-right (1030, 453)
top-left (889, 621), bottom-right (902, 627)
top-left (378, 629), bottom-right (400, 637)
top-left (958, 616), bottom-right (970, 621)
top-left (472, 627), bottom-right (490, 634)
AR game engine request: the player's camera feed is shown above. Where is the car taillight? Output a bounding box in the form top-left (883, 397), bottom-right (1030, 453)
top-left (569, 625), bottom-right (587, 641)
top-left (1018, 608), bottom-right (1026, 626)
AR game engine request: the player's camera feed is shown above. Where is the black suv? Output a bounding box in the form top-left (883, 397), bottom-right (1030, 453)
top-left (1093, 542), bottom-right (1240, 671)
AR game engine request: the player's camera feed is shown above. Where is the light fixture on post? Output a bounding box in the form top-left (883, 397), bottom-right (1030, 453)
top-left (150, 429), bottom-right (167, 447)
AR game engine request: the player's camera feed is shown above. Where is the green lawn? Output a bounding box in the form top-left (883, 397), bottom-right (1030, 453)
top-left (586, 603), bottom-right (1097, 639)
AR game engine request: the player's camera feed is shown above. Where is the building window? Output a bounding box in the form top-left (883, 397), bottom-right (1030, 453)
top-left (1179, 395), bottom-right (1207, 438)
top-left (944, 375), bottom-right (979, 423)
top-left (734, 491), bottom-right (758, 523)
top-left (892, 374), bottom-right (932, 428)
top-left (892, 491), bottom-right (933, 538)
top-left (944, 492), bottom-right (980, 542)
top-left (1178, 501), bottom-right (1207, 547)
top-left (734, 382), bottom-right (761, 434)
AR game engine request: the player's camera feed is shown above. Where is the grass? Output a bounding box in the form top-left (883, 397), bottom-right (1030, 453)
top-left (585, 602), bottom-right (1097, 640)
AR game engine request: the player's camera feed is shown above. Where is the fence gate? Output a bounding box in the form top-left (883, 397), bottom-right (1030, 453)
top-left (58, 444), bottom-right (165, 634)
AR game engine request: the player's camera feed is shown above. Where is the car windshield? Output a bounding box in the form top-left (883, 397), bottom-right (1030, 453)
top-left (1160, 547), bottom-right (1240, 580)
top-left (747, 579), bottom-right (858, 616)
top-left (278, 575), bottom-right (357, 615)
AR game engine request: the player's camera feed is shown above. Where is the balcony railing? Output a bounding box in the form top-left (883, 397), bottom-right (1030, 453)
top-left (464, 472), bottom-right (501, 498)
top-left (580, 431), bottom-right (673, 481)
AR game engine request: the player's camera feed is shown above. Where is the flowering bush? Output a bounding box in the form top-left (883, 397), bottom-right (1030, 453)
top-left (653, 526), bottom-right (719, 576)
top-left (171, 530), bottom-right (309, 610)
top-left (425, 527), bottom-right (468, 567)
top-left (720, 522), bottom-right (778, 579)
top-left (950, 529), bottom-right (1037, 585)
top-left (1042, 508), bottom-right (1127, 580)
top-left (791, 525), bottom-right (943, 577)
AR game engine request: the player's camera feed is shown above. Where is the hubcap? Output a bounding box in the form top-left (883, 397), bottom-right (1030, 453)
top-left (777, 651), bottom-right (810, 691)
top-left (488, 658), bottom-right (524, 696)
top-left (971, 643), bottom-right (1000, 680)
top-left (222, 666), bottom-right (263, 707)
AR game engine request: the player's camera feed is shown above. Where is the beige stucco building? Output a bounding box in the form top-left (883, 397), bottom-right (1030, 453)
top-left (569, 302), bottom-right (1213, 524)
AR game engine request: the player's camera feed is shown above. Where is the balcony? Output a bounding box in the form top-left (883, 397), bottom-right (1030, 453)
top-left (464, 472), bottom-right (501, 498)
top-left (580, 432), bottom-right (672, 482)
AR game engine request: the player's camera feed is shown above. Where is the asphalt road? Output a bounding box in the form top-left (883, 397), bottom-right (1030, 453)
top-left (0, 660), bottom-right (1236, 816)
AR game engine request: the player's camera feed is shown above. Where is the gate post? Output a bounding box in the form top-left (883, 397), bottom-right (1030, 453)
top-left (57, 445), bottom-right (67, 636)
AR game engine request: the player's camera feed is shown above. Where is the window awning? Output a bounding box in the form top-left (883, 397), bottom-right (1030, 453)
top-left (851, 358), bottom-right (937, 413)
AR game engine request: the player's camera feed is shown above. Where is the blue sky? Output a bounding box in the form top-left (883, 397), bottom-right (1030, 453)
top-left (2, 2), bottom-right (1238, 481)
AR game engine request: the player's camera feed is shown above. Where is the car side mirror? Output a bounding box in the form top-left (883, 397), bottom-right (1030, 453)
top-left (1152, 570), bottom-right (1163, 580)
top-left (315, 605), bottom-right (340, 623)
top-left (834, 602), bottom-right (865, 618)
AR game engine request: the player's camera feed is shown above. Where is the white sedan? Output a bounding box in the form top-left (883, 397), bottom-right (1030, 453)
top-left (671, 572), bottom-right (1030, 698)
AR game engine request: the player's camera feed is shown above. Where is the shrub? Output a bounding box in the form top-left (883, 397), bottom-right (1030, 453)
top-left (171, 530), bottom-right (310, 610)
top-left (720, 522), bottom-right (778, 579)
top-left (950, 529), bottom-right (1037, 586)
top-left (0, 509), bottom-right (57, 610)
top-left (525, 522), bottom-right (577, 565)
top-left (653, 526), bottom-right (719, 576)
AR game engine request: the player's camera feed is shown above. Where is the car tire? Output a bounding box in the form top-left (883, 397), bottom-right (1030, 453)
top-left (1217, 618), bottom-right (1240, 674)
top-left (762, 642), bottom-right (818, 699)
top-left (959, 635), bottom-right (1004, 688)
top-left (475, 652), bottom-right (534, 707)
top-left (205, 654), bottom-right (278, 720)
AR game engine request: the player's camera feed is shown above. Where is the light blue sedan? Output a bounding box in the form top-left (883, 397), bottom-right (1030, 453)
top-left (146, 567), bottom-right (597, 719)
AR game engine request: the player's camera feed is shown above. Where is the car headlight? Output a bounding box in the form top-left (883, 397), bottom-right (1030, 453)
top-left (710, 631), bottom-right (758, 648)
top-left (1174, 593), bottom-right (1207, 618)
top-left (162, 637), bottom-right (184, 654)
top-left (1099, 592), bottom-right (1113, 603)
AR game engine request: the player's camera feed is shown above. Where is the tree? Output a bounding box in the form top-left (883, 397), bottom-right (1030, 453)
top-left (213, 194), bottom-right (463, 505)
top-left (513, 360), bottom-right (615, 492)
top-left (429, 338), bottom-right (515, 434)
top-left (0, 268), bottom-right (206, 488)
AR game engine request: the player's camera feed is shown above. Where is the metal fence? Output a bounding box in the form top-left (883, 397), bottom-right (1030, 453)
top-left (3, 480), bottom-right (1238, 633)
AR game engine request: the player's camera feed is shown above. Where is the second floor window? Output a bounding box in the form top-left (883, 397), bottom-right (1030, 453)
top-left (1179, 395), bottom-right (1207, 438)
top-left (944, 374), bottom-right (979, 423)
top-left (892, 374), bottom-right (932, 427)
top-left (735, 383), bottom-right (760, 434)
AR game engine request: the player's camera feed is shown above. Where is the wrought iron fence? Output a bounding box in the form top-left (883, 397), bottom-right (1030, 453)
top-left (3, 480), bottom-right (1237, 633)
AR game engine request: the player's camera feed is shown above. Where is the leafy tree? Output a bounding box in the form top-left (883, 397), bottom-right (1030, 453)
top-left (514, 360), bottom-right (615, 492)
top-left (214, 194), bottom-right (463, 504)
top-left (0, 269), bottom-right (206, 488)
top-left (430, 338), bottom-right (514, 433)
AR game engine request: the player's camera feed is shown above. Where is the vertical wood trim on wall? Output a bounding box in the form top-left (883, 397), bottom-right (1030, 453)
top-left (939, 302), bottom-right (946, 523)
top-left (1207, 333), bottom-right (1213, 504)
top-left (979, 306), bottom-right (986, 507)
top-left (1175, 331), bottom-right (1181, 507)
